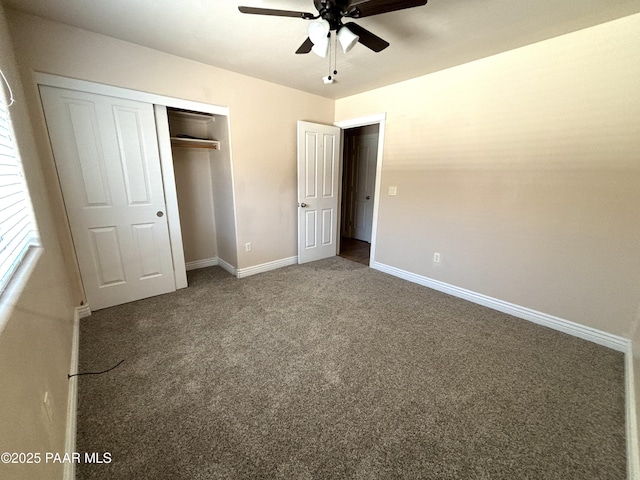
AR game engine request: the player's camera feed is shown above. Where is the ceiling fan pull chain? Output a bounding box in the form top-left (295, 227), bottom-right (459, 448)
top-left (333, 33), bottom-right (338, 77)
top-left (328, 33), bottom-right (333, 79)
top-left (322, 33), bottom-right (335, 84)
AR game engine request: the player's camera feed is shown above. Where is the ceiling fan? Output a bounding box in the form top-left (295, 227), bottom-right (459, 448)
top-left (238, 0), bottom-right (428, 56)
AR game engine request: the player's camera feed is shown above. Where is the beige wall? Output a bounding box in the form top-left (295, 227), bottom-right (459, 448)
top-left (336, 13), bottom-right (640, 340)
top-left (209, 114), bottom-right (238, 268)
top-left (0, 4), bottom-right (78, 480)
top-left (5, 9), bottom-right (335, 272)
top-left (172, 146), bottom-right (218, 263)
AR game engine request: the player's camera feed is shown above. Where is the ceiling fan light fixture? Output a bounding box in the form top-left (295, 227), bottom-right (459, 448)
top-left (311, 36), bottom-right (330, 58)
top-left (337, 26), bottom-right (359, 53)
top-left (308, 19), bottom-right (330, 45)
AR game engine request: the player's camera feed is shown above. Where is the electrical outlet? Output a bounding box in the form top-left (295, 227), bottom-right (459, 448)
top-left (245, 242), bottom-right (252, 252)
top-left (388, 186), bottom-right (397, 196)
top-left (433, 252), bottom-right (441, 263)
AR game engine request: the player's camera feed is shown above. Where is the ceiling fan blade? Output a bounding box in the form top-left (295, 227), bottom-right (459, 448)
top-left (238, 6), bottom-right (315, 19)
top-left (343, 22), bottom-right (389, 52)
top-left (295, 37), bottom-right (314, 54)
top-left (346, 0), bottom-right (428, 18)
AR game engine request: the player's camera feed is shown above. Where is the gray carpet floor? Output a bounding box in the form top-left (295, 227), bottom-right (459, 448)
top-left (76, 257), bottom-right (626, 479)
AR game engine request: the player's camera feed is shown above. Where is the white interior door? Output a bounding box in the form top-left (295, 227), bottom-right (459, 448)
top-left (40, 86), bottom-right (176, 310)
top-left (297, 121), bottom-right (341, 264)
top-left (352, 133), bottom-right (378, 242)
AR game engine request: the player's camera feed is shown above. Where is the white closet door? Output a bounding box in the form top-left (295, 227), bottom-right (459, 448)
top-left (40, 86), bottom-right (176, 310)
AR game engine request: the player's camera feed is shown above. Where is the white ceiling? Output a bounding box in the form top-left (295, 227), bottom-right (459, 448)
top-left (4, 0), bottom-right (640, 99)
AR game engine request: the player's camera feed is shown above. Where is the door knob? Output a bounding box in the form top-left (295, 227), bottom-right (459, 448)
top-left (366, 196), bottom-right (370, 200)
top-left (298, 203), bottom-right (308, 208)
top-left (157, 211), bottom-right (164, 217)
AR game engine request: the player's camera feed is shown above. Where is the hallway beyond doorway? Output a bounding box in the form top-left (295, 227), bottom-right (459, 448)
top-left (339, 237), bottom-right (370, 265)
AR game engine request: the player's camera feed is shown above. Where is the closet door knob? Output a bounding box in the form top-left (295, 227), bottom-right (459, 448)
top-left (298, 203), bottom-right (308, 208)
top-left (157, 211), bottom-right (164, 217)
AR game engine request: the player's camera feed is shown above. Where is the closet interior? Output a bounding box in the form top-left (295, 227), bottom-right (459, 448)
top-left (167, 107), bottom-right (237, 272)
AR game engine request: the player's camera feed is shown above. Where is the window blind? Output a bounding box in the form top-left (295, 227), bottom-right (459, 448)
top-left (0, 94), bottom-right (39, 294)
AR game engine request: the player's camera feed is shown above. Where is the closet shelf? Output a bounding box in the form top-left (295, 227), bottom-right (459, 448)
top-left (170, 137), bottom-right (220, 150)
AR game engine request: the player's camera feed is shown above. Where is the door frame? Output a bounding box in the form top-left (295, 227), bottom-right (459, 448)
top-left (335, 113), bottom-right (386, 266)
top-left (34, 73), bottom-right (237, 297)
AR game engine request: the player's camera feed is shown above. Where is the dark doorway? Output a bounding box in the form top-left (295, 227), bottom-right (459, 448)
top-left (339, 124), bottom-right (379, 266)
top-left (339, 236), bottom-right (371, 265)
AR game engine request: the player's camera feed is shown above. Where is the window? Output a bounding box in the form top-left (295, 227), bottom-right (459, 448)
top-left (0, 69), bottom-right (40, 319)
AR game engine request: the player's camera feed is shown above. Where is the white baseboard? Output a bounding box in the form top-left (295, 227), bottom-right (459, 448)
top-left (626, 343), bottom-right (639, 480)
top-left (77, 304), bottom-right (91, 319)
top-left (372, 261), bottom-right (629, 352)
top-left (185, 257), bottom-right (238, 277)
top-left (237, 256), bottom-right (298, 279)
top-left (185, 257), bottom-right (219, 271)
top-left (186, 255), bottom-right (298, 278)
top-left (372, 261), bottom-right (638, 478)
top-left (63, 306), bottom-right (82, 480)
top-left (217, 258), bottom-right (237, 277)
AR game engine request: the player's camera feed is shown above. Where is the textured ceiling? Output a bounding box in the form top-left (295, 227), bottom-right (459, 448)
top-left (4, 0), bottom-right (640, 99)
